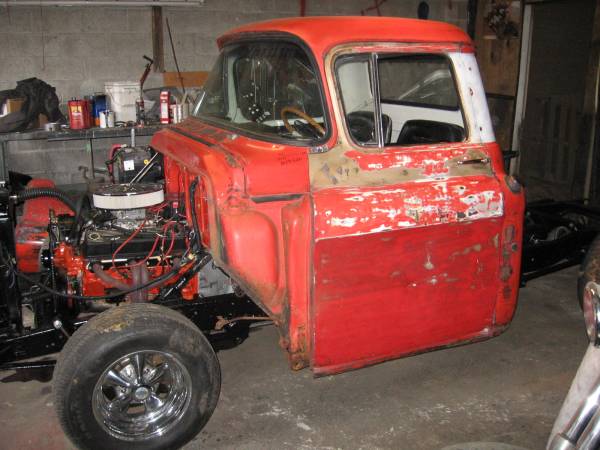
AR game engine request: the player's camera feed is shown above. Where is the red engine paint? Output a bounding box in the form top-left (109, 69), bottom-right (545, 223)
top-left (52, 242), bottom-right (197, 301)
top-left (15, 179), bottom-right (74, 273)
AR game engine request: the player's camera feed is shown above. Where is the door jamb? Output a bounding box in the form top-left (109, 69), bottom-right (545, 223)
top-left (510, 3), bottom-right (533, 175)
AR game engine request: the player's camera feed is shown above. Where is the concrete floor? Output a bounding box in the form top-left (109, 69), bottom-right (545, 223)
top-left (0, 266), bottom-right (588, 450)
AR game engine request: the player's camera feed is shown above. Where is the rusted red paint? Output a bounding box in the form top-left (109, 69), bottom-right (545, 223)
top-left (148, 18), bottom-right (525, 374)
top-left (312, 219), bottom-right (504, 374)
top-left (351, 43), bottom-right (475, 54)
top-left (344, 143), bottom-right (487, 173)
top-left (314, 176), bottom-right (503, 239)
top-left (309, 136), bottom-right (523, 373)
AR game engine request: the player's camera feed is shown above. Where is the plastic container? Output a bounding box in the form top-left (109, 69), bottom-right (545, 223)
top-left (92, 94), bottom-right (107, 127)
top-left (99, 110), bottom-right (115, 128)
top-left (105, 81), bottom-right (140, 123)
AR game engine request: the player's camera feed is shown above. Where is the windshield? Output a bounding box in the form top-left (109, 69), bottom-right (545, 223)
top-left (193, 41), bottom-right (327, 143)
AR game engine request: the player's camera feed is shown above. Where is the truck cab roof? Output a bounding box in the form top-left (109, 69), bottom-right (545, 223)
top-left (217, 16), bottom-right (473, 54)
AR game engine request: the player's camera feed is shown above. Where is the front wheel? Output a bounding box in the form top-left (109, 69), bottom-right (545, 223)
top-left (53, 303), bottom-right (220, 450)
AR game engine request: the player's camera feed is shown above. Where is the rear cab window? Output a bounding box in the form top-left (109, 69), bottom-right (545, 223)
top-left (336, 52), bottom-right (466, 148)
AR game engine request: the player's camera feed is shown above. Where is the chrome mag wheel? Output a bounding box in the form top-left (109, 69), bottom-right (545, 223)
top-left (55, 304), bottom-right (221, 450)
top-left (92, 350), bottom-right (192, 441)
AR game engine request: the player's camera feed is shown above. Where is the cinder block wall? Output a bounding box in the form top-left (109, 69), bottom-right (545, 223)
top-left (0, 0), bottom-right (468, 102)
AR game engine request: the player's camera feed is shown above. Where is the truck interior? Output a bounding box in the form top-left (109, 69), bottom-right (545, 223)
top-left (336, 52), bottom-right (465, 146)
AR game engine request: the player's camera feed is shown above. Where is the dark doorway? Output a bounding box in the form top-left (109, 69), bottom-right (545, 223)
top-left (518, 0), bottom-right (596, 201)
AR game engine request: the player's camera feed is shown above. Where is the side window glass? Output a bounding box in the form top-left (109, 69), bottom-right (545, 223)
top-left (336, 57), bottom-right (378, 146)
top-left (378, 55), bottom-right (466, 146)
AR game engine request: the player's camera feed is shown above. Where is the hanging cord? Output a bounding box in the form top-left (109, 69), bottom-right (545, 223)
top-left (166, 17), bottom-right (186, 95)
top-left (189, 177), bottom-right (202, 252)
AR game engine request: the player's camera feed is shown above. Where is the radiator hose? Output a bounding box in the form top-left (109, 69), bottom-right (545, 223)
top-left (14, 187), bottom-right (78, 213)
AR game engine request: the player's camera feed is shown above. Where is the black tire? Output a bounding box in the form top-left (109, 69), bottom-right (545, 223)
top-left (578, 234), bottom-right (600, 308)
top-left (53, 303), bottom-right (220, 450)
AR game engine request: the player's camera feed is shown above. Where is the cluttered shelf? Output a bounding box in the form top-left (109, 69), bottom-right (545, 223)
top-left (0, 124), bottom-right (165, 142)
top-left (0, 124), bottom-right (168, 184)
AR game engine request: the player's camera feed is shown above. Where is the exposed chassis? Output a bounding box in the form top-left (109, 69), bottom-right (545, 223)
top-left (522, 200), bottom-right (600, 282)
top-left (0, 294), bottom-right (266, 371)
top-left (0, 183), bottom-right (266, 371)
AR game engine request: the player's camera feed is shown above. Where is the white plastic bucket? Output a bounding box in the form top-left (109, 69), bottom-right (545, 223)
top-left (105, 81), bottom-right (140, 123)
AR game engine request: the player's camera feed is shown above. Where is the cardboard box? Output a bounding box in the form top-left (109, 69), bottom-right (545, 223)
top-left (1, 98), bottom-right (25, 116)
top-left (32, 113), bottom-right (49, 130)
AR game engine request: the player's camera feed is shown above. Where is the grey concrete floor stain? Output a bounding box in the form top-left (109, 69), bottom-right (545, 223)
top-left (0, 266), bottom-right (587, 449)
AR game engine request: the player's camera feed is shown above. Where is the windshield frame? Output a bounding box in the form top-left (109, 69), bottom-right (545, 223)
top-left (192, 33), bottom-right (332, 148)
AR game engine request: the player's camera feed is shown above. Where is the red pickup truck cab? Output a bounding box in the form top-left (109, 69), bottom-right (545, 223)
top-left (152, 16), bottom-right (524, 375)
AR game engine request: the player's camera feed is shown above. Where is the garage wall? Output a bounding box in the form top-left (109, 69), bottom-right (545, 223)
top-left (0, 0), bottom-right (468, 187)
top-left (0, 0), bottom-right (468, 103)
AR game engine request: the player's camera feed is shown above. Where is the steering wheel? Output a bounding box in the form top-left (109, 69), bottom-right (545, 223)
top-left (347, 111), bottom-right (376, 144)
top-left (281, 106), bottom-right (325, 137)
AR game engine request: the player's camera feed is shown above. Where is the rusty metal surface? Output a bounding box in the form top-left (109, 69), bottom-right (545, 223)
top-left (148, 19), bottom-right (525, 374)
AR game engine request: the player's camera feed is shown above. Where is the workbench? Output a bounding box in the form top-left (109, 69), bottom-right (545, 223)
top-left (0, 125), bottom-right (164, 184)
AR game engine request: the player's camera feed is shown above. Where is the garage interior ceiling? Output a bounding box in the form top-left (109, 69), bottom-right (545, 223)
top-left (0, 0), bottom-right (203, 6)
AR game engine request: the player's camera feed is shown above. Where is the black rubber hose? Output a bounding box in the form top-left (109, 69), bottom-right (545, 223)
top-left (155, 253), bottom-right (211, 301)
top-left (15, 188), bottom-right (78, 213)
top-left (68, 194), bottom-right (90, 243)
top-left (189, 177), bottom-right (202, 251)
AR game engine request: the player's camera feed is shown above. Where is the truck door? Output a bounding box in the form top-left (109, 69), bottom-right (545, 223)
top-left (309, 49), bottom-right (524, 375)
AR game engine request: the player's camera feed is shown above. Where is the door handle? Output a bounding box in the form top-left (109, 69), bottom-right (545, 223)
top-left (457, 157), bottom-right (489, 165)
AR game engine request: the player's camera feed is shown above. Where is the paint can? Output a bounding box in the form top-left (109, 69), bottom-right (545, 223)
top-left (68, 98), bottom-right (92, 130)
top-left (99, 110), bottom-right (115, 128)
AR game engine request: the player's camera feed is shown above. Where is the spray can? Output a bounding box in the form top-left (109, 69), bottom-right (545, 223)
top-left (160, 90), bottom-right (171, 124)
